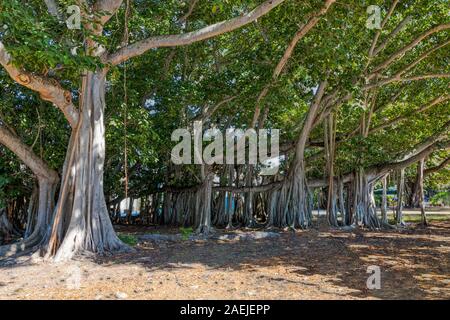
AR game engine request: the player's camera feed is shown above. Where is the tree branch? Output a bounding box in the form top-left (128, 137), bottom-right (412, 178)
top-left (107, 0), bottom-right (286, 66)
top-left (0, 123), bottom-right (59, 182)
top-left (44, 0), bottom-right (63, 20)
top-left (178, 0), bottom-right (199, 25)
top-left (371, 23), bottom-right (450, 74)
top-left (93, 0), bottom-right (124, 26)
top-left (193, 95), bottom-right (237, 122)
top-left (368, 39), bottom-right (450, 82)
top-left (309, 139), bottom-right (450, 188)
top-left (368, 140), bottom-right (450, 182)
top-left (424, 157), bottom-right (450, 176)
top-left (372, 15), bottom-right (413, 57)
top-left (370, 94), bottom-right (450, 133)
top-left (250, 0), bottom-right (336, 127)
top-left (0, 41), bottom-right (79, 128)
top-left (396, 120), bottom-right (450, 163)
top-left (364, 73), bottom-right (450, 90)
top-left (295, 79), bottom-right (328, 162)
top-left (368, 0), bottom-right (400, 57)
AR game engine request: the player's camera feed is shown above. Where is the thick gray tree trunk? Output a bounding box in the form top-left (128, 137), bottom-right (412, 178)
top-left (395, 168), bottom-right (405, 226)
top-left (243, 167), bottom-right (256, 228)
top-left (0, 208), bottom-right (18, 244)
top-left (0, 122), bottom-right (59, 256)
top-left (418, 158), bottom-right (428, 226)
top-left (273, 162), bottom-right (312, 229)
top-left (195, 165), bottom-right (214, 234)
top-left (0, 178), bottom-right (57, 256)
top-left (46, 71), bottom-right (127, 261)
top-left (268, 80), bottom-right (327, 229)
top-left (325, 113), bottom-right (339, 227)
top-left (24, 185), bottom-right (39, 238)
top-left (351, 168), bottom-right (381, 229)
top-left (337, 179), bottom-right (347, 225)
top-left (381, 174), bottom-right (389, 224)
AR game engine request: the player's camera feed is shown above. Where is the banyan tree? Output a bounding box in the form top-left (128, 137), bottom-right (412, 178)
top-left (0, 0), bottom-right (449, 261)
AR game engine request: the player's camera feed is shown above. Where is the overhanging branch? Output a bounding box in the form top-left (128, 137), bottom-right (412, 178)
top-left (0, 41), bottom-right (79, 128)
top-left (107, 0), bottom-right (286, 66)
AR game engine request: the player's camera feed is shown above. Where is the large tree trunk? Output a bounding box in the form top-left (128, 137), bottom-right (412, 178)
top-left (195, 166), bottom-right (214, 234)
top-left (351, 168), bottom-right (381, 229)
top-left (46, 70), bottom-right (127, 261)
top-left (212, 166), bottom-right (234, 227)
top-left (24, 185), bottom-right (39, 238)
top-left (268, 160), bottom-right (312, 229)
top-left (381, 174), bottom-right (389, 225)
top-left (0, 121), bottom-right (59, 256)
top-left (243, 166), bottom-right (256, 228)
top-left (349, 91), bottom-right (381, 229)
top-left (408, 174), bottom-right (420, 208)
top-left (337, 178), bottom-right (347, 225)
top-left (0, 208), bottom-right (18, 244)
top-left (324, 113), bottom-right (339, 227)
top-left (395, 168), bottom-right (405, 226)
top-left (418, 158), bottom-right (428, 226)
top-left (25, 178), bottom-right (57, 249)
top-left (0, 178), bottom-right (57, 256)
top-left (269, 80), bottom-right (327, 229)
top-left (226, 166), bottom-right (237, 229)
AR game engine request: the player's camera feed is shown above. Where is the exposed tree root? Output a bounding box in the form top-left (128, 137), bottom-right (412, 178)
top-left (351, 168), bottom-right (381, 230)
top-left (268, 163), bottom-right (312, 229)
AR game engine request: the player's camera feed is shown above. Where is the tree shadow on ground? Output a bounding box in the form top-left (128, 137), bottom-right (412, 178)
top-left (93, 220), bottom-right (450, 300)
top-left (0, 220), bottom-right (448, 299)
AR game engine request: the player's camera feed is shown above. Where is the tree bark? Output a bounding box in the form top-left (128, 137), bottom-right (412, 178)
top-left (410, 156), bottom-right (450, 207)
top-left (381, 174), bottom-right (389, 224)
top-left (337, 178), bottom-right (347, 225)
top-left (0, 123), bottom-right (59, 256)
top-left (0, 178), bottom-right (57, 257)
top-left (24, 185), bottom-right (39, 238)
top-left (243, 165), bottom-right (256, 228)
top-left (0, 208), bottom-right (19, 244)
top-left (195, 166), bottom-right (214, 234)
top-left (395, 168), bottom-right (405, 226)
top-left (418, 158), bottom-right (428, 226)
top-left (268, 80), bottom-right (327, 229)
top-left (351, 168), bottom-right (381, 229)
top-left (46, 70), bottom-right (128, 261)
top-left (325, 113), bottom-right (339, 227)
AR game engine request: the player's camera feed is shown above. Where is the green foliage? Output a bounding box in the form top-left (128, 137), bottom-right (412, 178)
top-left (0, 0), bottom-right (101, 80)
top-left (118, 234), bottom-right (138, 246)
top-left (180, 227), bottom-right (194, 241)
top-left (430, 192), bottom-right (450, 207)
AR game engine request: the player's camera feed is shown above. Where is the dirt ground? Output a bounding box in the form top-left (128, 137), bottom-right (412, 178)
top-left (0, 220), bottom-right (449, 300)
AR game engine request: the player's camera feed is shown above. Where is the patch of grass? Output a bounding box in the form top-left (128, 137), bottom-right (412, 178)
top-left (180, 227), bottom-right (194, 240)
top-left (387, 214), bottom-right (450, 224)
top-left (118, 234), bottom-right (138, 246)
top-left (403, 214), bottom-right (450, 223)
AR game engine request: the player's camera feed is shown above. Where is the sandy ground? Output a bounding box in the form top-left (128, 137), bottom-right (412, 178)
top-left (0, 220), bottom-right (449, 300)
